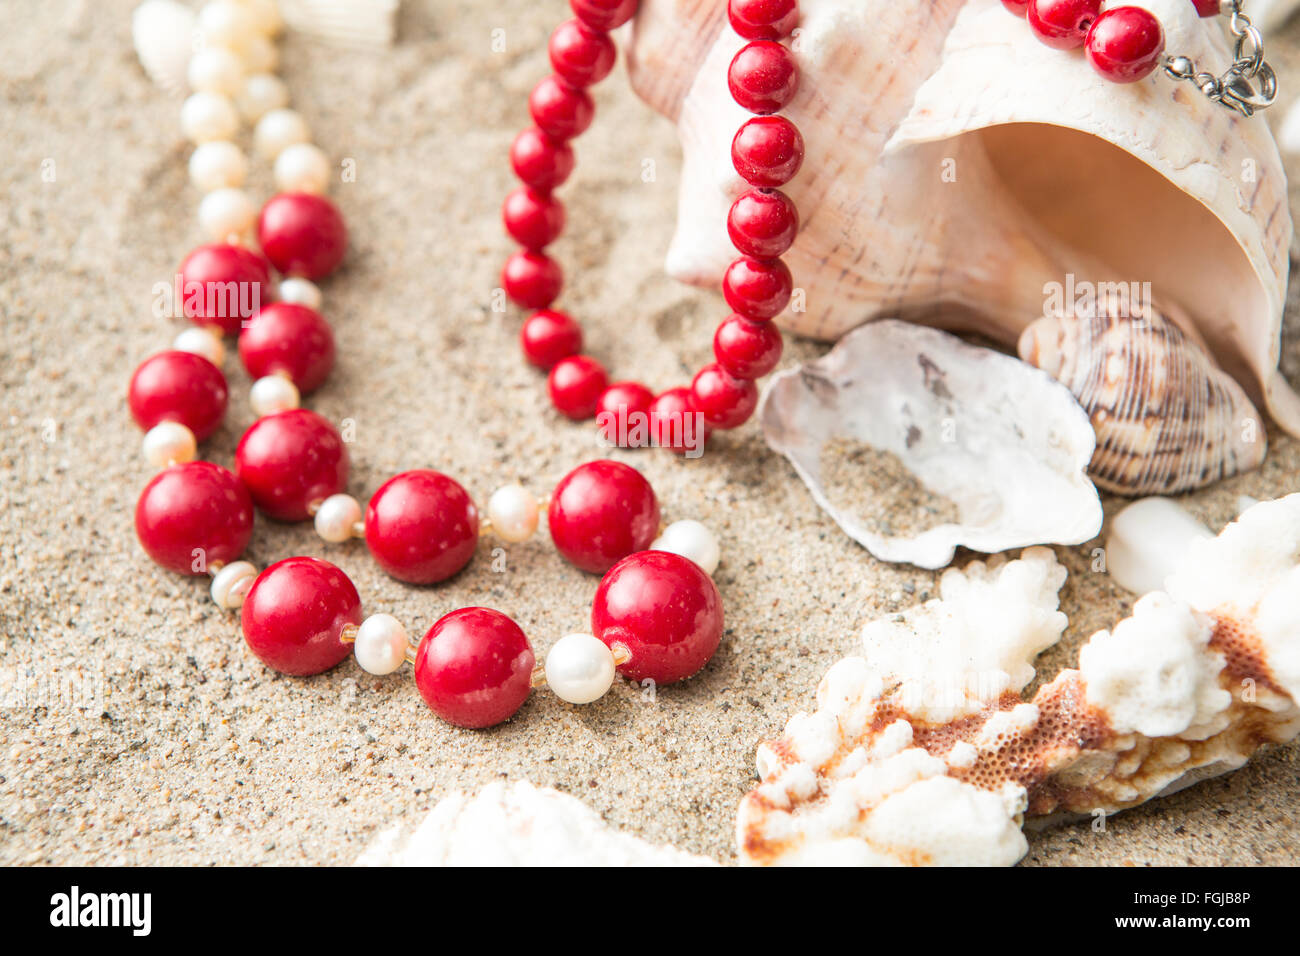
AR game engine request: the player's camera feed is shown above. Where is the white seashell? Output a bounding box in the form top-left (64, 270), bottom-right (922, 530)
top-left (131, 0), bottom-right (197, 96)
top-left (760, 320), bottom-right (1101, 569)
top-left (356, 780), bottom-right (715, 866)
top-left (277, 0), bottom-right (401, 50)
top-left (1104, 497), bottom-right (1213, 595)
top-left (1251, 0), bottom-right (1300, 30)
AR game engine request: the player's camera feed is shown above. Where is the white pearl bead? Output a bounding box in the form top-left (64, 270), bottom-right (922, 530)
top-left (197, 187), bottom-right (257, 241)
top-left (188, 140), bottom-right (248, 192)
top-left (180, 91), bottom-right (239, 143)
top-left (651, 519), bottom-right (721, 576)
top-left (242, 33), bottom-right (278, 73)
top-left (278, 277), bottom-right (322, 310)
top-left (211, 560), bottom-right (258, 609)
top-left (545, 633), bottom-right (616, 705)
top-left (250, 374), bottom-right (300, 416)
top-left (187, 46), bottom-right (244, 96)
top-left (237, 73), bottom-right (288, 123)
top-left (142, 421), bottom-right (197, 469)
top-left (354, 613), bottom-right (410, 676)
top-left (486, 485), bottom-right (540, 543)
top-left (243, 0), bottom-right (283, 36)
top-left (254, 108), bottom-right (310, 160)
top-left (315, 494), bottom-right (362, 543)
top-left (197, 1), bottom-right (256, 52)
top-left (274, 142), bottom-right (330, 194)
top-left (172, 326), bottom-right (226, 366)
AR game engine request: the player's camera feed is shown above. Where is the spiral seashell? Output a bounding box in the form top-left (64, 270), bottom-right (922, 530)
top-left (131, 0), bottom-right (197, 96)
top-left (1018, 301), bottom-right (1265, 496)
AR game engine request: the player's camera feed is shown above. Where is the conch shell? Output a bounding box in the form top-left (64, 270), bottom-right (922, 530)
top-left (626, 0), bottom-right (1296, 494)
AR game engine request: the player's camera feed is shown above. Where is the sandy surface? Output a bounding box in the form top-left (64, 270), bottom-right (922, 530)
top-left (1, 0), bottom-right (1298, 866)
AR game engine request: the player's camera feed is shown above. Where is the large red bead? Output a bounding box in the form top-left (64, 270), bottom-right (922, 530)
top-left (238, 302), bottom-right (335, 393)
top-left (510, 127), bottom-right (576, 192)
top-left (591, 550), bottom-right (723, 685)
top-left (135, 461), bottom-right (253, 575)
top-left (1026, 0), bottom-right (1101, 50)
top-left (414, 607), bottom-right (535, 728)
top-left (128, 350), bottom-right (229, 441)
top-left (529, 75), bottom-right (595, 141)
top-left (727, 188), bottom-right (799, 259)
top-left (363, 469), bottom-right (479, 585)
top-left (257, 192), bottom-right (348, 280)
top-left (596, 381), bottom-right (655, 447)
top-left (548, 355), bottom-right (608, 420)
top-left (731, 115), bottom-right (804, 187)
top-left (727, 40), bottom-right (799, 114)
top-left (714, 313), bottom-right (783, 380)
top-left (235, 409), bottom-right (348, 521)
top-left (520, 309), bottom-right (583, 369)
top-left (240, 556), bottom-right (360, 676)
top-left (178, 243), bottom-right (272, 336)
top-left (502, 187), bottom-right (566, 250)
top-left (728, 0), bottom-right (798, 39)
top-left (549, 18), bottom-right (617, 87)
top-left (1085, 7), bottom-right (1165, 82)
top-left (690, 363), bottom-right (759, 430)
top-left (547, 460), bottom-right (660, 573)
top-left (570, 0), bottom-right (637, 31)
top-left (502, 250), bottom-right (563, 309)
top-left (722, 255), bottom-right (792, 320)
top-left (649, 387), bottom-right (710, 456)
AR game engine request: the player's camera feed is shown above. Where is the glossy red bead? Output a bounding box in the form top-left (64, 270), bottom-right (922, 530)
top-left (257, 192), bottom-right (348, 280)
top-left (596, 381), bottom-right (655, 447)
top-left (510, 127), bottom-right (576, 192)
top-left (728, 0), bottom-right (799, 39)
top-left (1026, 0), bottom-right (1101, 50)
top-left (727, 188), bottom-right (799, 258)
top-left (548, 355), bottom-right (608, 420)
top-left (178, 243), bottom-right (272, 336)
top-left (414, 607), bottom-right (535, 729)
top-left (1001, 0), bottom-right (1031, 15)
top-left (570, 0), bottom-right (637, 31)
top-left (722, 255), bottom-right (792, 320)
top-left (128, 350), bottom-right (229, 441)
top-left (237, 303), bottom-right (335, 393)
top-left (135, 461), bottom-right (253, 575)
top-left (529, 74), bottom-right (595, 141)
top-left (731, 115), bottom-right (804, 187)
top-left (714, 313), bottom-right (784, 380)
top-left (727, 40), bottom-right (799, 114)
top-left (502, 250), bottom-right (563, 309)
top-left (1192, 0), bottom-right (1221, 15)
top-left (520, 309), bottom-right (583, 369)
top-left (549, 18), bottom-right (617, 87)
top-left (690, 363), bottom-right (759, 430)
top-left (591, 550), bottom-right (723, 685)
top-left (502, 186), bottom-right (566, 250)
top-left (234, 409), bottom-right (348, 522)
top-left (547, 460), bottom-right (660, 573)
top-left (1085, 7), bottom-right (1165, 82)
top-left (240, 556), bottom-right (360, 676)
top-left (363, 469), bottom-right (479, 585)
top-left (648, 387), bottom-right (710, 456)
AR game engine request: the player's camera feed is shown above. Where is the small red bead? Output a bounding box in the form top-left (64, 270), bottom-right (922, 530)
top-left (257, 192), bottom-right (349, 280)
top-left (592, 550), bottom-right (723, 685)
top-left (363, 469), bottom-right (479, 585)
top-left (549, 18), bottom-right (617, 87)
top-left (238, 303), bottom-right (335, 393)
top-left (731, 115), bottom-right (804, 187)
top-left (595, 381), bottom-right (655, 447)
top-left (570, 0), bottom-right (637, 31)
top-left (1192, 0), bottom-right (1221, 15)
top-left (240, 556), bottom-right (360, 676)
top-left (690, 363), bottom-right (759, 430)
top-left (502, 250), bottom-right (563, 309)
top-left (1001, 0), bottom-right (1031, 15)
top-left (648, 387), bottom-right (710, 456)
top-left (727, 40), bottom-right (799, 114)
top-left (502, 186), bottom-right (566, 250)
top-left (529, 75), bottom-right (595, 141)
top-left (1085, 7), bottom-right (1165, 83)
top-left (178, 243), bottom-right (272, 336)
top-left (727, 188), bottom-right (799, 259)
top-left (520, 309), bottom-right (584, 369)
top-left (728, 0), bottom-right (799, 39)
top-left (548, 355), bottom-right (609, 420)
top-left (414, 607), bottom-right (535, 729)
top-left (128, 350), bottom-right (229, 441)
top-left (235, 409), bottom-right (348, 522)
top-left (1026, 0), bottom-right (1101, 50)
top-left (135, 461), bottom-right (254, 575)
top-left (714, 313), bottom-right (784, 380)
top-left (547, 460), bottom-right (660, 573)
top-left (510, 127), bottom-right (576, 192)
top-left (722, 255), bottom-right (792, 320)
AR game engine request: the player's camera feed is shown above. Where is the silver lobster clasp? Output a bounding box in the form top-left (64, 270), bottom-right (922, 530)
top-left (1219, 62), bottom-right (1277, 116)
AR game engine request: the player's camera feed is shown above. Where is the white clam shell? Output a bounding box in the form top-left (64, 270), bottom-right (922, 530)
top-left (761, 320), bottom-right (1101, 569)
top-left (131, 0), bottom-right (197, 96)
top-left (277, 0), bottom-right (400, 49)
